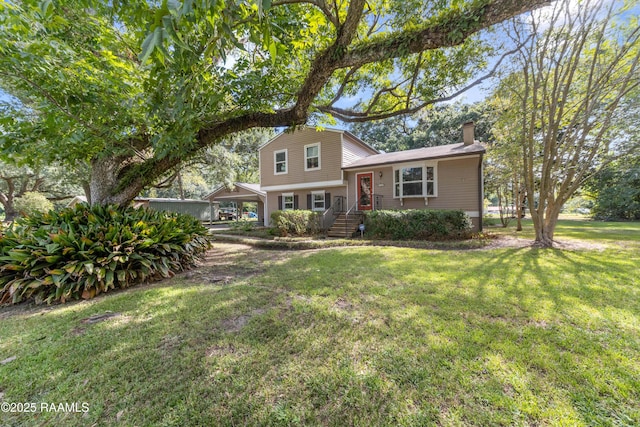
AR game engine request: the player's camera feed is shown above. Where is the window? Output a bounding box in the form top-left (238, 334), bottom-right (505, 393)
top-left (394, 164), bottom-right (436, 198)
top-left (311, 191), bottom-right (325, 211)
top-left (274, 149), bottom-right (287, 175)
top-left (282, 193), bottom-right (294, 210)
top-left (304, 143), bottom-right (321, 171)
top-left (426, 166), bottom-right (435, 195)
top-left (401, 167), bottom-right (423, 196)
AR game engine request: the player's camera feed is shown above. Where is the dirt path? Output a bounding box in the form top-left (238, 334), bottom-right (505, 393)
top-left (478, 235), bottom-right (609, 251)
top-left (179, 243), bottom-right (298, 285)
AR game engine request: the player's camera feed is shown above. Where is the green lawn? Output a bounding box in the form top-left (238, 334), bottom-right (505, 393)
top-left (1, 226), bottom-right (639, 425)
top-left (486, 217), bottom-right (640, 247)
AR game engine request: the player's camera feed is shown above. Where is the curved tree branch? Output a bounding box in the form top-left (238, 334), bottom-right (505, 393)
top-left (316, 34), bottom-right (532, 122)
top-left (95, 0), bottom-right (551, 204)
top-left (326, 65), bottom-right (364, 107)
top-left (335, 0), bottom-right (550, 69)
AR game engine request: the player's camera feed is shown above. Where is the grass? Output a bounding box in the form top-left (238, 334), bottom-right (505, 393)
top-left (486, 217), bottom-right (640, 247)
top-left (0, 224), bottom-right (639, 425)
top-left (211, 232), bottom-right (491, 250)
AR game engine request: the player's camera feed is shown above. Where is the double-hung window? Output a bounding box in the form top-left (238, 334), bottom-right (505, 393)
top-left (393, 163), bottom-right (436, 198)
top-left (425, 166), bottom-right (435, 195)
top-left (274, 149), bottom-right (287, 175)
top-left (282, 193), bottom-right (294, 210)
top-left (311, 191), bottom-right (325, 211)
top-left (304, 143), bottom-right (321, 171)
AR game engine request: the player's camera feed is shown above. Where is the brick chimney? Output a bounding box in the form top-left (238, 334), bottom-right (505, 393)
top-left (462, 121), bottom-right (475, 146)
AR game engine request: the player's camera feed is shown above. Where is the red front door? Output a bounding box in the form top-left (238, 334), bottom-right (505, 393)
top-left (357, 172), bottom-right (373, 211)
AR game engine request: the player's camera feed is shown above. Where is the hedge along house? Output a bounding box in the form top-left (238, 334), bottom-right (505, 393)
top-left (258, 124), bottom-right (485, 236)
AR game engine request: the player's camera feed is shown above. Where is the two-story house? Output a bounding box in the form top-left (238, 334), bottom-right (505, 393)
top-left (257, 123), bottom-right (485, 233)
top-left (259, 128), bottom-right (377, 220)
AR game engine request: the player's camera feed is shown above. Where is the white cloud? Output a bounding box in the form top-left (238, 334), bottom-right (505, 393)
top-left (527, 0), bottom-right (620, 33)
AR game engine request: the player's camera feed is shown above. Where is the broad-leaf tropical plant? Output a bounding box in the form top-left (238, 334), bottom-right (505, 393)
top-left (0, 204), bottom-right (210, 305)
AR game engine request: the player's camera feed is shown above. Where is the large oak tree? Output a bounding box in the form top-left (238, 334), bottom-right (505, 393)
top-left (1, 0), bottom-right (550, 205)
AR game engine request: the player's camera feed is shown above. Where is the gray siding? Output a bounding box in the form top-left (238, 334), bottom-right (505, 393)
top-left (148, 200), bottom-right (213, 221)
top-left (345, 156), bottom-right (482, 230)
top-left (342, 134), bottom-right (378, 167)
top-left (260, 129), bottom-right (344, 187)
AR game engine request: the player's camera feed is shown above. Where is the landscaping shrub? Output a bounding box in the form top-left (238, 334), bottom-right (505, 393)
top-left (13, 192), bottom-right (54, 218)
top-left (364, 209), bottom-right (472, 240)
top-left (483, 217), bottom-right (497, 227)
top-left (270, 210), bottom-right (319, 237)
top-left (0, 204), bottom-right (211, 305)
top-left (230, 219), bottom-right (255, 232)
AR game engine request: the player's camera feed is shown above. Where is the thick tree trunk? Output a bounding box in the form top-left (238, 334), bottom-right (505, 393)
top-left (0, 182), bottom-right (17, 222)
top-left (89, 156), bottom-right (144, 206)
top-left (531, 203), bottom-right (562, 248)
top-left (0, 196), bottom-right (17, 221)
top-left (533, 223), bottom-right (555, 248)
top-left (3, 205), bottom-right (17, 222)
top-left (81, 181), bottom-right (92, 205)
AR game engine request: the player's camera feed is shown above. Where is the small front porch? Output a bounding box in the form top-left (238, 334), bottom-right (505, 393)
top-left (322, 194), bottom-right (383, 238)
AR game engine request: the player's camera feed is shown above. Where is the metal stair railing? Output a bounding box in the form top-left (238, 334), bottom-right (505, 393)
top-left (344, 199), bottom-right (360, 237)
top-left (320, 196), bottom-right (345, 232)
top-left (374, 194), bottom-right (383, 210)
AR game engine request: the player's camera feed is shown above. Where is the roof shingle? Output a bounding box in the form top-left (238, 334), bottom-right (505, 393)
top-left (343, 142), bottom-right (485, 169)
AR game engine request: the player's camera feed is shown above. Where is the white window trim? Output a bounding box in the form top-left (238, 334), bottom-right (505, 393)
top-left (424, 165), bottom-right (436, 197)
top-left (393, 162), bottom-right (438, 199)
top-left (304, 142), bottom-right (321, 172)
top-left (262, 180), bottom-right (346, 192)
top-left (282, 192), bottom-right (294, 210)
top-left (274, 149), bottom-right (288, 175)
top-left (311, 190), bottom-right (325, 212)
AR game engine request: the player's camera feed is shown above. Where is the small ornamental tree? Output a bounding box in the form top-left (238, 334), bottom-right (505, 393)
top-left (494, 0), bottom-right (640, 247)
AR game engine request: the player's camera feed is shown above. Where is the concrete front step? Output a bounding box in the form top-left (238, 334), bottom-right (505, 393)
top-left (327, 231), bottom-right (356, 237)
top-left (327, 213), bottom-right (363, 238)
top-left (331, 221), bottom-right (361, 227)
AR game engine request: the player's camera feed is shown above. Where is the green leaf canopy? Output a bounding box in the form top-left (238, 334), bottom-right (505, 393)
top-left (0, 0), bottom-right (550, 205)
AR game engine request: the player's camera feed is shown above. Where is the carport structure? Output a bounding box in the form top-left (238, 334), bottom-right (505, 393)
top-left (204, 183), bottom-right (266, 225)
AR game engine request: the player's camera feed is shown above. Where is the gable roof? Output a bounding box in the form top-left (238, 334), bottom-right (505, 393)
top-left (259, 127), bottom-right (379, 154)
top-left (135, 197), bottom-right (211, 203)
top-left (342, 142), bottom-right (485, 170)
top-left (204, 182), bottom-right (265, 201)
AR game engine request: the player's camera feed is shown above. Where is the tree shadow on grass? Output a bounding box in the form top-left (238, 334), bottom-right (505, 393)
top-left (1, 245), bottom-right (638, 426)
top-left (251, 246), bottom-right (640, 425)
